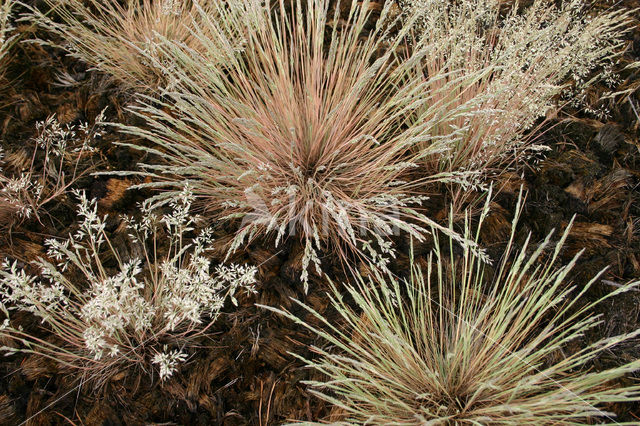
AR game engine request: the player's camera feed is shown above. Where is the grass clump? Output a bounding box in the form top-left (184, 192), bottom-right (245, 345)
top-left (0, 185), bottom-right (257, 387)
top-left (400, 0), bottom-right (637, 207)
top-left (263, 196), bottom-right (640, 424)
top-left (117, 0), bottom-right (494, 289)
top-left (32, 0), bottom-right (259, 91)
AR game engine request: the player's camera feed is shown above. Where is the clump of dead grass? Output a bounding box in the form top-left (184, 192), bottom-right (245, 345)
top-left (31, 0), bottom-right (258, 91)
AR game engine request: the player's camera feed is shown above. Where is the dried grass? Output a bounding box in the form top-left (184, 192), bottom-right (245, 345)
top-left (401, 0), bottom-right (636, 208)
top-left (0, 187), bottom-right (258, 388)
top-left (32, 0), bottom-right (256, 91)
top-left (0, 112), bottom-right (103, 233)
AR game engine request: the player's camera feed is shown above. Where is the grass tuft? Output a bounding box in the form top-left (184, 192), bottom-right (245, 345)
top-left (262, 194), bottom-right (640, 424)
top-left (116, 0), bottom-right (495, 288)
top-left (400, 0), bottom-right (636, 208)
top-left (31, 0), bottom-right (258, 91)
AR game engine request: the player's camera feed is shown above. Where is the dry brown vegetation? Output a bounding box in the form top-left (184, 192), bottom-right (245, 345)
top-left (33, 0), bottom-right (255, 91)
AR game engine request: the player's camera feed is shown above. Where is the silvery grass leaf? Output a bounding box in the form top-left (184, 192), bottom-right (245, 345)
top-left (261, 192), bottom-right (640, 424)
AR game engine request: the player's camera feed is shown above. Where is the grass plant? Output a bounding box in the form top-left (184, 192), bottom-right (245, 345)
top-left (31, 0), bottom-right (260, 91)
top-left (0, 185), bottom-right (258, 387)
top-left (400, 0), bottom-right (637, 208)
top-left (0, 112), bottom-right (104, 233)
top-left (117, 0), bottom-right (494, 289)
top-left (263, 194), bottom-right (640, 424)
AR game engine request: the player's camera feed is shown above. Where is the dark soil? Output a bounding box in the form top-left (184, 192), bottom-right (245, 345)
top-left (0, 1), bottom-right (639, 424)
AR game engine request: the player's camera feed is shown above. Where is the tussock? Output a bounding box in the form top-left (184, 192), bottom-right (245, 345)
top-left (263, 194), bottom-right (640, 424)
top-left (117, 0), bottom-right (492, 288)
top-left (32, 0), bottom-right (258, 91)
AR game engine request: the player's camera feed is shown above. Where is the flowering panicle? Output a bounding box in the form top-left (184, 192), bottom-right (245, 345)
top-left (152, 347), bottom-right (187, 381)
top-left (400, 0), bottom-right (635, 198)
top-left (0, 186), bottom-right (257, 385)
